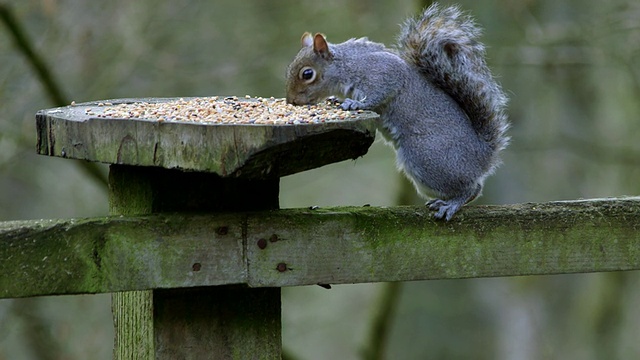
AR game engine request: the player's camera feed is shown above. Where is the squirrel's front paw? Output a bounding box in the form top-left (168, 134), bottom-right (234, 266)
top-left (340, 98), bottom-right (366, 111)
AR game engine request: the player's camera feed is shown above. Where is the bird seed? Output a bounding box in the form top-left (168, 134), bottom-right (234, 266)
top-left (89, 96), bottom-right (356, 125)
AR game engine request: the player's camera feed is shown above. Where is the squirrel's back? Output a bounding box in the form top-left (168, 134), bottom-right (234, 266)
top-left (396, 4), bottom-right (509, 154)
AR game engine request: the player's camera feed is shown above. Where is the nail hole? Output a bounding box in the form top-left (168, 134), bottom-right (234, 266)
top-left (216, 226), bottom-right (229, 235)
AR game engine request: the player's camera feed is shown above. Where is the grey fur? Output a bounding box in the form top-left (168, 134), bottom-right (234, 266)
top-left (285, 4), bottom-right (509, 221)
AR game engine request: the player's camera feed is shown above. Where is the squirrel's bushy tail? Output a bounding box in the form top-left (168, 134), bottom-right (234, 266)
top-left (397, 3), bottom-right (509, 152)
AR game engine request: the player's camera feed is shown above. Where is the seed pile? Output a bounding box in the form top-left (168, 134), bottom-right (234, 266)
top-left (82, 96), bottom-right (356, 125)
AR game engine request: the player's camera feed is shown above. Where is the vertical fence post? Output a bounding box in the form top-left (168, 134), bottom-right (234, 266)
top-left (109, 165), bottom-right (282, 360)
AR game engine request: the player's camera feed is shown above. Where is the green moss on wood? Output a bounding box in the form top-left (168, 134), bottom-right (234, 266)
top-left (2, 197), bottom-right (640, 298)
top-left (247, 197), bottom-right (640, 287)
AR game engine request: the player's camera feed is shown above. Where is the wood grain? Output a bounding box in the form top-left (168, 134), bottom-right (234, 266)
top-left (36, 98), bottom-right (378, 178)
top-left (3, 197), bottom-right (639, 298)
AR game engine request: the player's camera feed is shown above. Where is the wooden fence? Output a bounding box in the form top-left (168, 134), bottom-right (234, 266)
top-left (1, 98), bottom-right (638, 359)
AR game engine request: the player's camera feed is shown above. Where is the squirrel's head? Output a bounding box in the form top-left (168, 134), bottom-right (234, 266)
top-left (286, 32), bottom-right (335, 106)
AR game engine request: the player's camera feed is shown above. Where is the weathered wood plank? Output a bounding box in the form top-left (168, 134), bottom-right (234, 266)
top-left (36, 98), bottom-right (378, 178)
top-left (0, 214), bottom-right (245, 298)
top-left (1, 197), bottom-right (639, 299)
top-left (248, 198), bottom-right (640, 286)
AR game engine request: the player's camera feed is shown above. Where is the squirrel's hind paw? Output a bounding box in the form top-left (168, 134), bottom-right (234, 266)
top-left (427, 199), bottom-right (463, 221)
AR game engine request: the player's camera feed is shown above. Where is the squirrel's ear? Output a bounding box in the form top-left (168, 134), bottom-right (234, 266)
top-left (313, 33), bottom-right (333, 60)
top-left (301, 32), bottom-right (313, 48)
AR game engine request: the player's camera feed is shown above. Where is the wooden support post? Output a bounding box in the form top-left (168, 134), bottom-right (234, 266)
top-left (109, 165), bottom-right (281, 359)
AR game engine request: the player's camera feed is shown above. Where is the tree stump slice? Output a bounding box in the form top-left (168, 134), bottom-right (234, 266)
top-left (36, 97), bottom-right (378, 178)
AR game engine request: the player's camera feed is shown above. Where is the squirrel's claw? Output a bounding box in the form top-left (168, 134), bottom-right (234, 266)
top-left (427, 199), bottom-right (463, 221)
top-left (340, 98), bottom-right (366, 111)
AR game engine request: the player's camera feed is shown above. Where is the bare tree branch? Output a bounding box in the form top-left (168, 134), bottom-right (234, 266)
top-left (0, 3), bottom-right (108, 187)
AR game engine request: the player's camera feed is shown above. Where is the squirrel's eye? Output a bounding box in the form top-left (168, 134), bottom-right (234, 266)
top-left (299, 67), bottom-right (316, 84)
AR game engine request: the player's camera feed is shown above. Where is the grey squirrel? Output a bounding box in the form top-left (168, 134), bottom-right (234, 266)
top-left (285, 3), bottom-right (509, 220)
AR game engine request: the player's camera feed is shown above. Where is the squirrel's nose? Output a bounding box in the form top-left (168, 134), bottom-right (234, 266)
top-left (286, 96), bottom-right (304, 106)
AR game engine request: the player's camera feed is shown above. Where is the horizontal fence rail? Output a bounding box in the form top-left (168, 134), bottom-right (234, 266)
top-left (1, 197), bottom-right (639, 299)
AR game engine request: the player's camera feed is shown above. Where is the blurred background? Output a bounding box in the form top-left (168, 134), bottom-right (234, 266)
top-left (1, 0), bottom-right (640, 359)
